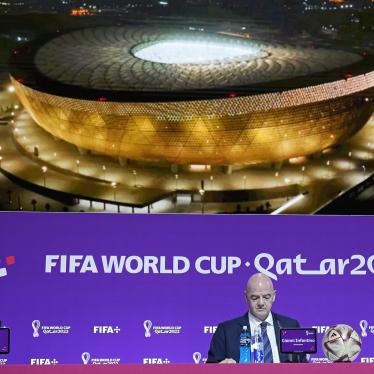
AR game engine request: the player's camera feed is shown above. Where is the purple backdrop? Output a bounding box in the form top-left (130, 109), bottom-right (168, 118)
top-left (1, 213), bottom-right (374, 366)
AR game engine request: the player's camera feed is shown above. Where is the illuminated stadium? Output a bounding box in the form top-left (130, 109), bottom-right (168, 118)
top-left (1, 24), bottom-right (372, 214)
top-left (10, 26), bottom-right (373, 167)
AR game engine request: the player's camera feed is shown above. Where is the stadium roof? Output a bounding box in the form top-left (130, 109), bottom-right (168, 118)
top-left (9, 26), bottom-right (373, 102)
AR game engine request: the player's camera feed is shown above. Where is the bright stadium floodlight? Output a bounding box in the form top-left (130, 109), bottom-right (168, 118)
top-left (134, 39), bottom-right (264, 65)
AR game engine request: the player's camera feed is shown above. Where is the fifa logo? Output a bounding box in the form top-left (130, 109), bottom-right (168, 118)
top-left (32, 320), bottom-right (41, 338)
top-left (204, 326), bottom-right (217, 334)
top-left (312, 326), bottom-right (330, 334)
top-left (0, 256), bottom-right (16, 278)
top-left (361, 358), bottom-right (374, 363)
top-left (30, 358), bottom-right (58, 365)
top-left (143, 358), bottom-right (170, 364)
top-left (143, 320), bottom-right (152, 338)
top-left (93, 326), bottom-right (120, 334)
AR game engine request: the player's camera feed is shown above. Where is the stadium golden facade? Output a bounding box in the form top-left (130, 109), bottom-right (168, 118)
top-left (10, 27), bottom-right (374, 166)
top-left (11, 75), bottom-right (373, 165)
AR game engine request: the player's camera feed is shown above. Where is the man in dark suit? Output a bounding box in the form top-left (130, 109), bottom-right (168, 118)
top-left (207, 273), bottom-right (306, 363)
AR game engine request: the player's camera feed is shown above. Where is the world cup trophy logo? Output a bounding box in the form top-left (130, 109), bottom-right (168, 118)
top-left (360, 320), bottom-right (369, 337)
top-left (143, 320), bottom-right (152, 338)
top-left (192, 352), bottom-right (202, 364)
top-left (81, 352), bottom-right (91, 365)
top-left (32, 320), bottom-right (41, 338)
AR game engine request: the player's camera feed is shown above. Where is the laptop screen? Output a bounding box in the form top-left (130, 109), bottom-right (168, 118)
top-left (280, 328), bottom-right (317, 353)
top-left (0, 328), bottom-right (10, 354)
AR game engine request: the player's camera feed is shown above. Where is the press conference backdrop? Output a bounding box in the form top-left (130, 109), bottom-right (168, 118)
top-left (0, 213), bottom-right (374, 366)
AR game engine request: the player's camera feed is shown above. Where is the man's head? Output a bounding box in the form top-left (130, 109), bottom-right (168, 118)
top-left (245, 273), bottom-right (276, 321)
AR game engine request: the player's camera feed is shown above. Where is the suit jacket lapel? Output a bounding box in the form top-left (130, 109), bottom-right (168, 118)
top-left (272, 312), bottom-right (281, 349)
top-left (242, 312), bottom-right (251, 336)
top-left (272, 312), bottom-right (288, 362)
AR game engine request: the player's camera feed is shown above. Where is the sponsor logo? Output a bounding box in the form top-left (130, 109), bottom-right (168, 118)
top-left (312, 326), bottom-right (330, 334)
top-left (32, 320), bottom-right (40, 337)
top-left (0, 359), bottom-right (8, 365)
top-left (30, 358), bottom-right (59, 365)
top-left (203, 326), bottom-right (217, 334)
top-left (32, 320), bottom-right (71, 337)
top-left (143, 358), bottom-right (170, 364)
top-left (93, 326), bottom-right (120, 334)
top-left (0, 256), bottom-right (16, 278)
top-left (143, 320), bottom-right (182, 337)
top-left (359, 320), bottom-right (374, 337)
top-left (361, 357), bottom-right (374, 363)
top-left (192, 352), bottom-right (207, 364)
top-left (82, 352), bottom-right (91, 365)
top-left (81, 352), bottom-right (120, 365)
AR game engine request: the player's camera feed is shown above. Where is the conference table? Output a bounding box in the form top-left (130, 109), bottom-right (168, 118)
top-left (0, 364), bottom-right (373, 373)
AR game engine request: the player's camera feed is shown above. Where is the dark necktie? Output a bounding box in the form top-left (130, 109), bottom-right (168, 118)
top-left (261, 321), bottom-right (274, 363)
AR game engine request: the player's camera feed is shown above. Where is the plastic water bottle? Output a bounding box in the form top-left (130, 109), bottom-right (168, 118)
top-left (239, 326), bottom-right (251, 363)
top-left (251, 326), bottom-right (264, 363)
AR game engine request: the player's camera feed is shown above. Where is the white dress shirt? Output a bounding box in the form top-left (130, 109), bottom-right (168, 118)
top-left (248, 312), bottom-right (280, 363)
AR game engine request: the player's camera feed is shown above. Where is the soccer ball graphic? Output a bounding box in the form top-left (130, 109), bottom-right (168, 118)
top-left (322, 324), bottom-right (362, 362)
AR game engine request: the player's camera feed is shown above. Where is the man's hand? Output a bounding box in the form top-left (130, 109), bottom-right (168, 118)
top-left (219, 358), bottom-right (237, 364)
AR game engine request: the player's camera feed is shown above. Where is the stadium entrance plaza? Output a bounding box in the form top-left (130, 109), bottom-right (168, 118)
top-left (0, 90), bottom-right (373, 214)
